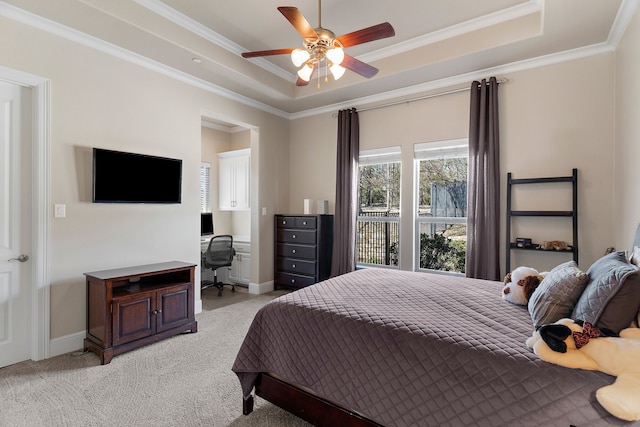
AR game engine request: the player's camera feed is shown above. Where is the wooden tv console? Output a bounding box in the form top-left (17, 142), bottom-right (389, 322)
top-left (83, 261), bottom-right (198, 365)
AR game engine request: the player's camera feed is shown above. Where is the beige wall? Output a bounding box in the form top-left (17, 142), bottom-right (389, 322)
top-left (1, 15), bottom-right (289, 340)
top-left (290, 53), bottom-right (617, 275)
top-left (3, 4), bottom-right (640, 349)
top-left (614, 4), bottom-right (640, 250)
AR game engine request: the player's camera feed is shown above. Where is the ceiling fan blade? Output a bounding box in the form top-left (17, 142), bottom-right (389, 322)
top-left (278, 7), bottom-right (318, 39)
top-left (242, 48), bottom-right (295, 58)
top-left (336, 22), bottom-right (395, 48)
top-left (296, 64), bottom-right (318, 86)
top-left (341, 55), bottom-right (379, 79)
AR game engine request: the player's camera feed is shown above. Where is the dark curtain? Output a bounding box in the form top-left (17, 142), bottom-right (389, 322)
top-left (467, 77), bottom-right (500, 280)
top-left (331, 108), bottom-right (359, 277)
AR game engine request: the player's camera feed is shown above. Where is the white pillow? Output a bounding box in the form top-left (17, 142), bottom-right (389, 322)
top-left (629, 245), bottom-right (640, 266)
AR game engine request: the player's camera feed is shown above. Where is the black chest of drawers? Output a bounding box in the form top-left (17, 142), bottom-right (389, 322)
top-left (274, 214), bottom-right (333, 290)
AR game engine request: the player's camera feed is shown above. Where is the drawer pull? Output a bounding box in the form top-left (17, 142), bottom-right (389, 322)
top-left (302, 221), bottom-right (307, 225)
top-left (282, 220), bottom-right (287, 225)
top-left (291, 279), bottom-right (295, 283)
top-left (292, 264), bottom-right (296, 268)
top-left (292, 249), bottom-right (296, 254)
top-left (292, 234), bottom-right (296, 239)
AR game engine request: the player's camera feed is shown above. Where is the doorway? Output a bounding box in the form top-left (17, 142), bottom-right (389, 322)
top-left (199, 112), bottom-right (259, 311)
top-left (0, 67), bottom-right (51, 367)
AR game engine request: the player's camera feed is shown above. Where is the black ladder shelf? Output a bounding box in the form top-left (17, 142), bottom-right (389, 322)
top-left (505, 168), bottom-right (578, 272)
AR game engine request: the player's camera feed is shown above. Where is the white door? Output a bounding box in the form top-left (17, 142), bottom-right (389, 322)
top-left (0, 80), bottom-right (32, 368)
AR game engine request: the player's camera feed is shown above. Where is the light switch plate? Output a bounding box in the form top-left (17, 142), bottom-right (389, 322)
top-left (54, 204), bottom-right (66, 218)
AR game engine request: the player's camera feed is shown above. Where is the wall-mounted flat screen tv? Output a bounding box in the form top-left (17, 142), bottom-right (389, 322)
top-left (92, 148), bottom-right (182, 204)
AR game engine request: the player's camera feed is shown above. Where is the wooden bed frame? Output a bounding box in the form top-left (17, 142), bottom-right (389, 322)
top-left (243, 372), bottom-right (383, 426)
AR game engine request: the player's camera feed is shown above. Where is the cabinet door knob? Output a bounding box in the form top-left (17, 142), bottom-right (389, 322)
top-left (291, 279), bottom-right (295, 283)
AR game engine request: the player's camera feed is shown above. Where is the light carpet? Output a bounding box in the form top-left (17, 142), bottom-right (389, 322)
top-left (0, 292), bottom-right (311, 427)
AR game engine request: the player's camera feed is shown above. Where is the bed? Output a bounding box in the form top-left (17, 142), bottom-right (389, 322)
top-left (232, 263), bottom-right (640, 426)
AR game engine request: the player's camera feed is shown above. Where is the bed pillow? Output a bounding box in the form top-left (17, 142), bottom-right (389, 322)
top-left (629, 246), bottom-right (640, 266)
top-left (528, 261), bottom-right (589, 329)
top-left (571, 251), bottom-right (640, 334)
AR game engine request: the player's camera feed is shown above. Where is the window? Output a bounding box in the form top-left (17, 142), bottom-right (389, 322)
top-left (200, 162), bottom-right (211, 213)
top-left (414, 139), bottom-right (468, 274)
top-left (357, 147), bottom-right (401, 267)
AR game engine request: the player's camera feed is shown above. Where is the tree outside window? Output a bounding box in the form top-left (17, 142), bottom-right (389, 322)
top-left (357, 148), bottom-right (401, 267)
top-left (415, 140), bottom-right (468, 274)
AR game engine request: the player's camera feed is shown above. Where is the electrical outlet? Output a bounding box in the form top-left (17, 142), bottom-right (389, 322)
top-left (262, 207), bottom-right (267, 216)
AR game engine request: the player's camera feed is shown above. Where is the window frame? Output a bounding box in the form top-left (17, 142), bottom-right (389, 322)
top-left (357, 146), bottom-right (402, 269)
top-left (200, 162), bottom-right (211, 213)
top-left (413, 138), bottom-right (468, 275)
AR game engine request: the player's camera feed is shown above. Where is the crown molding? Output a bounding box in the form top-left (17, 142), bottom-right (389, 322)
top-left (608, 0), bottom-right (640, 46)
top-left (1, 0), bottom-right (636, 122)
top-left (0, 1), bottom-right (291, 119)
top-left (361, 0), bottom-right (542, 63)
top-left (134, 0), bottom-right (295, 82)
top-left (290, 42), bottom-right (615, 120)
top-left (201, 120), bottom-right (246, 133)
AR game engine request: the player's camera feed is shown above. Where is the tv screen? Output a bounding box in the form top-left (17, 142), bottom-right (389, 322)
top-left (92, 148), bottom-right (182, 204)
top-left (201, 212), bottom-right (214, 236)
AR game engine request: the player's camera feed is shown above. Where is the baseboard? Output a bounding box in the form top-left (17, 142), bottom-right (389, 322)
top-left (249, 280), bottom-right (274, 295)
top-left (49, 331), bottom-right (85, 358)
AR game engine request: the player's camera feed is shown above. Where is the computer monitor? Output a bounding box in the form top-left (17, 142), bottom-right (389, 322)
top-left (201, 212), bottom-right (214, 236)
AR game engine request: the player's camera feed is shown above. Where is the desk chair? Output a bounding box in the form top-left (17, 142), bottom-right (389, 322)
top-left (201, 235), bottom-right (236, 297)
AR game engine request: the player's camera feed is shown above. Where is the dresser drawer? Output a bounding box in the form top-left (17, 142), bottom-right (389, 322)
top-left (277, 243), bottom-right (316, 260)
top-left (233, 241), bottom-right (250, 254)
top-left (277, 216), bottom-right (318, 230)
top-left (295, 217), bottom-right (316, 229)
top-left (276, 257), bottom-right (316, 275)
top-left (276, 272), bottom-right (316, 289)
top-left (277, 216), bottom-right (297, 228)
top-left (277, 229), bottom-right (316, 245)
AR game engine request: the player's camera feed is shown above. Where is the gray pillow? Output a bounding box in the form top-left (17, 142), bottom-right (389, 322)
top-left (571, 251), bottom-right (640, 334)
top-left (528, 261), bottom-right (589, 328)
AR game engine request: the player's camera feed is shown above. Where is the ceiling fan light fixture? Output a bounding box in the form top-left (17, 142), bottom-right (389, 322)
top-left (326, 46), bottom-right (344, 65)
top-left (329, 63), bottom-right (346, 80)
top-left (291, 48), bottom-right (310, 67)
top-left (297, 63), bottom-right (314, 81)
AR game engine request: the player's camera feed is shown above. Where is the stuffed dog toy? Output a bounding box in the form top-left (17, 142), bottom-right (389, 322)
top-left (526, 318), bottom-right (640, 421)
top-left (502, 266), bottom-right (543, 305)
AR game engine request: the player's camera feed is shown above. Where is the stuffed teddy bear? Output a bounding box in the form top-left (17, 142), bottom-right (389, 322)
top-left (540, 240), bottom-right (571, 251)
top-left (502, 266), bottom-right (543, 305)
top-left (526, 318), bottom-right (640, 421)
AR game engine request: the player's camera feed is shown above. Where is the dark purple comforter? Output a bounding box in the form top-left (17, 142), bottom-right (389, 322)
top-left (233, 268), bottom-right (634, 426)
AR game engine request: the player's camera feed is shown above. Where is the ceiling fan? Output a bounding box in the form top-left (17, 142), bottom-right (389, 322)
top-left (241, 1), bottom-right (395, 88)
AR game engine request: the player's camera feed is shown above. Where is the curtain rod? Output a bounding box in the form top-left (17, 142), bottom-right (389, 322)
top-left (332, 78), bottom-right (508, 117)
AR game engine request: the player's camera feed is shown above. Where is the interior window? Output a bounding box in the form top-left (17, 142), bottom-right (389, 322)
top-left (357, 147), bottom-right (401, 268)
top-left (414, 139), bottom-right (468, 274)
